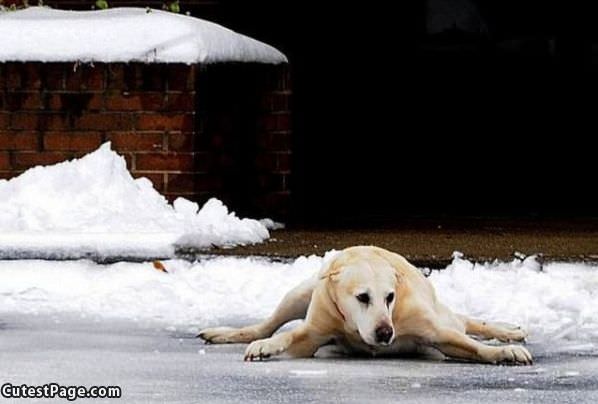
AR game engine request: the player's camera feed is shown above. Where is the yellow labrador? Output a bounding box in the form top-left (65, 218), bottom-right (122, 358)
top-left (199, 246), bottom-right (532, 365)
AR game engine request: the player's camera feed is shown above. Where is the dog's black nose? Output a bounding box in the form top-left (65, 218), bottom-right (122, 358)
top-left (375, 324), bottom-right (393, 344)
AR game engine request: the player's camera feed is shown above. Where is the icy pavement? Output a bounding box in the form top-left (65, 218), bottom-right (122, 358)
top-left (0, 313), bottom-right (597, 404)
top-left (1, 254), bottom-right (598, 402)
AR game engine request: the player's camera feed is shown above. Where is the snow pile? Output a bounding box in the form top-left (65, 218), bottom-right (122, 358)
top-left (0, 7), bottom-right (287, 64)
top-left (0, 256), bottom-right (323, 328)
top-left (0, 254), bottom-right (597, 346)
top-left (0, 143), bottom-right (270, 258)
top-left (432, 253), bottom-right (598, 343)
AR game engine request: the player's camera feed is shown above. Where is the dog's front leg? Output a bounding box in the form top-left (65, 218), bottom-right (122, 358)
top-left (431, 328), bottom-right (533, 365)
top-left (244, 324), bottom-right (328, 361)
top-left (458, 315), bottom-right (528, 343)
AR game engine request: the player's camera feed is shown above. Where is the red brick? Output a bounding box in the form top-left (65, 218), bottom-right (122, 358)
top-left (5, 64), bottom-right (22, 90)
top-left (258, 131), bottom-right (291, 151)
top-left (275, 113), bottom-right (291, 131)
top-left (43, 94), bottom-right (103, 112)
top-left (106, 93), bottom-right (164, 111)
top-left (10, 114), bottom-right (39, 130)
top-left (164, 93), bottom-right (195, 111)
top-left (12, 151), bottom-right (71, 169)
top-left (275, 67), bottom-right (292, 91)
top-left (139, 64), bottom-right (166, 91)
top-left (43, 94), bottom-right (63, 111)
top-left (271, 132), bottom-right (291, 151)
top-left (255, 153), bottom-right (277, 171)
top-left (64, 68), bottom-right (84, 91)
top-left (19, 93), bottom-right (43, 110)
top-left (0, 152), bottom-right (10, 170)
top-left (260, 113), bottom-right (291, 132)
top-left (83, 66), bottom-right (105, 90)
top-left (65, 65), bottom-right (104, 91)
top-left (166, 173), bottom-right (199, 193)
top-left (167, 173), bottom-right (222, 193)
top-left (0, 65), bottom-right (5, 89)
top-left (123, 153), bottom-right (135, 171)
top-left (107, 132), bottom-right (163, 151)
top-left (4, 64), bottom-right (42, 91)
top-left (261, 93), bottom-right (290, 112)
top-left (11, 114), bottom-right (76, 131)
top-left (43, 132), bottom-right (103, 151)
top-left (41, 64), bottom-right (65, 90)
top-left (276, 152), bottom-right (292, 172)
top-left (22, 63), bottom-right (43, 90)
top-left (0, 132), bottom-right (39, 151)
top-left (38, 114), bottom-right (70, 131)
top-left (106, 64), bottom-right (125, 90)
top-left (135, 152), bottom-right (195, 172)
top-left (257, 174), bottom-right (287, 192)
top-left (258, 191), bottom-right (291, 216)
top-left (0, 171), bottom-right (18, 180)
top-left (167, 65), bottom-right (195, 91)
top-left (3, 93), bottom-right (41, 111)
top-left (0, 114), bottom-right (9, 129)
top-left (167, 133), bottom-right (195, 151)
top-left (136, 114), bottom-right (193, 131)
top-left (86, 94), bottom-right (104, 110)
top-left (74, 113), bottom-right (135, 131)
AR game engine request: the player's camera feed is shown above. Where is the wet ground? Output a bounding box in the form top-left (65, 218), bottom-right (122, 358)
top-left (205, 218), bottom-right (598, 267)
top-left (1, 314), bottom-right (597, 404)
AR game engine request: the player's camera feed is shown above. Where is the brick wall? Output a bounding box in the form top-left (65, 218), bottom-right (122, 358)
top-left (0, 62), bottom-right (291, 219)
top-left (197, 64), bottom-right (291, 218)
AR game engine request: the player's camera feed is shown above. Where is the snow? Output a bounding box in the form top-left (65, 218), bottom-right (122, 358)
top-left (0, 254), bottom-right (597, 346)
top-left (0, 7), bottom-right (287, 64)
top-left (0, 143), bottom-right (271, 258)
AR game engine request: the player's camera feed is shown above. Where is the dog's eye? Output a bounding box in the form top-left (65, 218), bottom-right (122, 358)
top-left (386, 292), bottom-right (395, 305)
top-left (356, 293), bottom-right (370, 304)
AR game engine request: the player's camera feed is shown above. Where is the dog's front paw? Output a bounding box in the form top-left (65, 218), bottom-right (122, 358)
top-left (244, 338), bottom-right (287, 361)
top-left (197, 325), bottom-right (266, 344)
top-left (489, 345), bottom-right (533, 365)
top-left (496, 326), bottom-right (528, 343)
top-left (197, 327), bottom-right (242, 344)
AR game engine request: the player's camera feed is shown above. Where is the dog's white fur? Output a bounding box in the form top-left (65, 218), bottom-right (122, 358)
top-left (199, 246), bottom-right (532, 365)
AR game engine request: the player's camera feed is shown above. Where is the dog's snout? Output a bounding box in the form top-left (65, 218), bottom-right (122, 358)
top-left (375, 324), bottom-right (393, 344)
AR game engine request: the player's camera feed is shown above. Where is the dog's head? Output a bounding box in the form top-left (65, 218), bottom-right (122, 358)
top-left (322, 247), bottom-right (403, 347)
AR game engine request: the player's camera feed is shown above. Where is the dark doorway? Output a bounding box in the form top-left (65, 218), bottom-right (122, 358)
top-left (214, 1), bottom-right (598, 226)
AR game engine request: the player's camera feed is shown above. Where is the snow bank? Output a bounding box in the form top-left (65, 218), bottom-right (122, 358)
top-left (431, 253), bottom-right (598, 344)
top-left (0, 7), bottom-right (287, 64)
top-left (1, 254), bottom-right (597, 346)
top-left (0, 143), bottom-right (270, 258)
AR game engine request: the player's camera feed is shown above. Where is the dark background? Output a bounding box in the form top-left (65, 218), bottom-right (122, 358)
top-left (214, 0), bottom-right (597, 225)
top-left (45, 0), bottom-right (598, 225)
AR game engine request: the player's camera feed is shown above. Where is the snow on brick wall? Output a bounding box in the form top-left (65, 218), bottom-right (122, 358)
top-left (0, 62), bottom-right (292, 219)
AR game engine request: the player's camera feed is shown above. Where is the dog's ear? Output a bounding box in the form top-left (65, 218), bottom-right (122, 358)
top-left (319, 259), bottom-right (342, 282)
top-left (323, 270), bottom-right (341, 282)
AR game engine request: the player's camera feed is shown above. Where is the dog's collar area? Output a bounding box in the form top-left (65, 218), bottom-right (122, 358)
top-left (332, 299), bottom-right (345, 321)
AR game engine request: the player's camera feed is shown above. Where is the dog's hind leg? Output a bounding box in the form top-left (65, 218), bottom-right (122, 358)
top-left (431, 327), bottom-right (533, 365)
top-left (458, 315), bottom-right (528, 343)
top-left (198, 277), bottom-right (316, 344)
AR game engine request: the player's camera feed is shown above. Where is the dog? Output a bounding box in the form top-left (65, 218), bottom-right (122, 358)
top-left (198, 246), bottom-right (532, 365)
